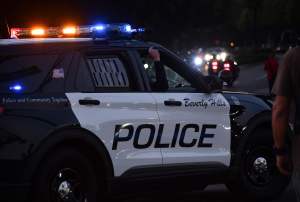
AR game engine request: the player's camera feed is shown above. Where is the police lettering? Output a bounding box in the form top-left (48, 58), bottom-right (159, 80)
top-left (112, 123), bottom-right (216, 150)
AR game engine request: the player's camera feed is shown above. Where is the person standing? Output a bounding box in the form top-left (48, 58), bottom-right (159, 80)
top-left (265, 52), bottom-right (279, 94)
top-left (272, 47), bottom-right (300, 201)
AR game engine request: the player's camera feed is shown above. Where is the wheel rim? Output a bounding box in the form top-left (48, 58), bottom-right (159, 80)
top-left (51, 168), bottom-right (87, 202)
top-left (245, 146), bottom-right (276, 187)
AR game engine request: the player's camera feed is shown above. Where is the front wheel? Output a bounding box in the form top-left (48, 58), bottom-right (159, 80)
top-left (226, 128), bottom-right (291, 200)
top-left (32, 147), bottom-right (100, 202)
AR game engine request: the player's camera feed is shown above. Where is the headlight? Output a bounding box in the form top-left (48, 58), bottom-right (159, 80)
top-left (204, 54), bottom-right (213, 61)
top-left (220, 52), bottom-right (227, 61)
top-left (194, 56), bottom-right (203, 66)
top-left (216, 54), bottom-right (221, 60)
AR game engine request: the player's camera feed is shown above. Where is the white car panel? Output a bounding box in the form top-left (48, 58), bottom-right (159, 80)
top-left (66, 93), bottom-right (162, 176)
top-left (151, 93), bottom-right (231, 166)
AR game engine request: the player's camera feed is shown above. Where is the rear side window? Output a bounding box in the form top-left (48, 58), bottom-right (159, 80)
top-left (0, 54), bottom-right (58, 93)
top-left (76, 51), bottom-right (138, 92)
top-left (87, 57), bottom-right (129, 88)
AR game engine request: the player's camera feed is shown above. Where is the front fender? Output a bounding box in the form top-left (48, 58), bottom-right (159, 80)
top-left (231, 111), bottom-right (272, 167)
top-left (223, 93), bottom-right (273, 167)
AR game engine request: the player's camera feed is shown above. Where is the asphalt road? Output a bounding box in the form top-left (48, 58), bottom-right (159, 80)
top-left (227, 62), bottom-right (269, 94)
top-left (119, 184), bottom-right (297, 202)
top-left (225, 54), bottom-right (284, 94)
top-left (120, 59), bottom-right (298, 202)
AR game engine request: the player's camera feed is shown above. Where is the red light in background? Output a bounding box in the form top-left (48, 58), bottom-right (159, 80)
top-left (224, 63), bottom-right (230, 68)
top-left (0, 106), bottom-right (5, 114)
top-left (212, 61), bottom-right (218, 66)
top-left (224, 63), bottom-right (231, 71)
top-left (212, 61), bottom-right (218, 70)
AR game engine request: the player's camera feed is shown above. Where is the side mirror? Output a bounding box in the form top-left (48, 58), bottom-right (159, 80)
top-left (204, 76), bottom-right (223, 92)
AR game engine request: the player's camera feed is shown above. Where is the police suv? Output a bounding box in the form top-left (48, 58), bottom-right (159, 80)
top-left (0, 24), bottom-right (290, 202)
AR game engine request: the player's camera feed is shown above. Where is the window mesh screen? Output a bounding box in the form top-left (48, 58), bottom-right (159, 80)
top-left (87, 57), bottom-right (129, 88)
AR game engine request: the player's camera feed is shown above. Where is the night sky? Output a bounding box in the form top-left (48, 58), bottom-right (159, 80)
top-left (0, 0), bottom-right (213, 26)
top-left (0, 0), bottom-right (299, 49)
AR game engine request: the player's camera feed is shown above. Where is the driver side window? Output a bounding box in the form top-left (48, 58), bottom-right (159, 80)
top-left (164, 65), bottom-right (191, 89)
top-left (139, 50), bottom-right (194, 92)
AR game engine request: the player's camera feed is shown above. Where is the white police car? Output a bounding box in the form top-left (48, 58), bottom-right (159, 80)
top-left (0, 24), bottom-right (290, 202)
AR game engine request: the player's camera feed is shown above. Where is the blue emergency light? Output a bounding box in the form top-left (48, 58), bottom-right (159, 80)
top-left (9, 84), bottom-right (23, 92)
top-left (90, 23), bottom-right (143, 39)
top-left (91, 25), bottom-right (105, 31)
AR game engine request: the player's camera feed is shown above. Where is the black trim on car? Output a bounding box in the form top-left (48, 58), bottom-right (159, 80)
top-left (110, 162), bottom-right (229, 194)
top-left (118, 162), bottom-right (229, 179)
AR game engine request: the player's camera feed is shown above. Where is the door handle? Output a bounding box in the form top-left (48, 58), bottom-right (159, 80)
top-left (79, 99), bottom-right (100, 106)
top-left (164, 100), bottom-right (182, 107)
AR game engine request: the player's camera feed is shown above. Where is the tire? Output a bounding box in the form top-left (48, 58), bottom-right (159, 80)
top-left (32, 146), bottom-right (100, 202)
top-left (226, 127), bottom-right (291, 200)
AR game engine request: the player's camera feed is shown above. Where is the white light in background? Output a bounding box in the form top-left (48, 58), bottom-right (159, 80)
top-left (194, 57), bottom-right (203, 66)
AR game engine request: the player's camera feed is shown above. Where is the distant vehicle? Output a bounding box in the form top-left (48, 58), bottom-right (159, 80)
top-left (204, 47), bottom-right (229, 62)
top-left (189, 47), bottom-right (233, 73)
top-left (207, 53), bottom-right (239, 87)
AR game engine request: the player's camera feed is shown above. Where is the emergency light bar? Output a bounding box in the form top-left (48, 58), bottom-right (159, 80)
top-left (10, 23), bottom-right (145, 39)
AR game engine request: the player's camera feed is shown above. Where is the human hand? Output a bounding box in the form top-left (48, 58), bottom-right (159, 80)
top-left (148, 47), bottom-right (160, 61)
top-left (276, 155), bottom-right (292, 176)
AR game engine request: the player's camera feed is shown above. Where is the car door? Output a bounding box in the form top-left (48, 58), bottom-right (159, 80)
top-left (66, 49), bottom-right (162, 177)
top-left (137, 49), bottom-right (231, 167)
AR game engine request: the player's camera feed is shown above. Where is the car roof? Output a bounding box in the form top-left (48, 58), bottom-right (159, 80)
top-left (0, 38), bottom-right (161, 48)
top-left (0, 38), bottom-right (164, 54)
top-left (0, 38), bottom-right (93, 46)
